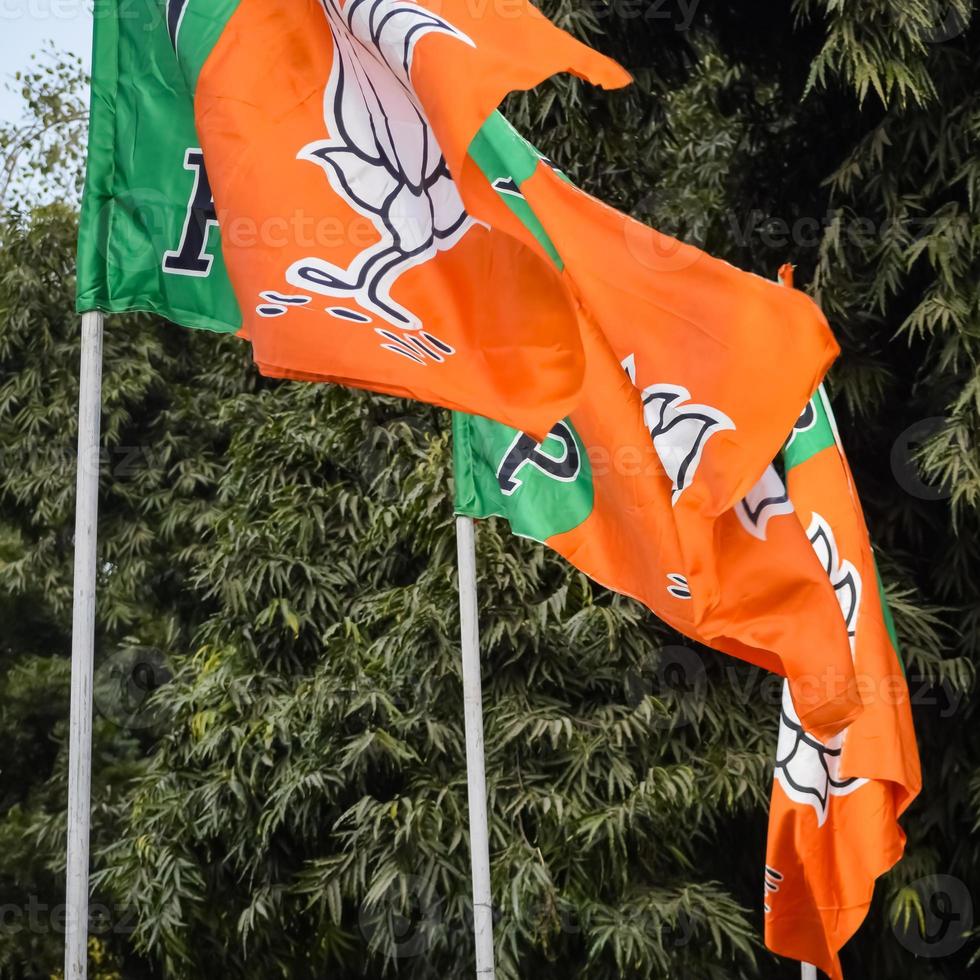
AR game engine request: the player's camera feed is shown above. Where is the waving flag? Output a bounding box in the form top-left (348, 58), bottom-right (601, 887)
top-left (79, 0), bottom-right (860, 733)
top-left (454, 117), bottom-right (859, 738)
top-left (77, 0), bottom-right (629, 437)
top-left (763, 383), bottom-right (921, 978)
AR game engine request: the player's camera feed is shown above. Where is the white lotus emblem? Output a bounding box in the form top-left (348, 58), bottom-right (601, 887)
top-left (735, 465), bottom-right (794, 541)
top-left (285, 0), bottom-right (477, 347)
top-left (622, 354), bottom-right (735, 503)
top-left (774, 512), bottom-right (866, 826)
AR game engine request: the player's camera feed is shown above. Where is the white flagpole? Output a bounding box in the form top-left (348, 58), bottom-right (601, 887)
top-left (64, 310), bottom-right (104, 980)
top-left (455, 515), bottom-right (496, 978)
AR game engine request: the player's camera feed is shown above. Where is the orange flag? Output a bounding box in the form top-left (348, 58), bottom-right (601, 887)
top-left (174, 0), bottom-right (628, 438)
top-left (455, 119), bottom-right (860, 738)
top-left (455, 308), bottom-right (861, 739)
top-left (763, 379), bottom-right (921, 978)
top-left (84, 1), bottom-right (859, 732)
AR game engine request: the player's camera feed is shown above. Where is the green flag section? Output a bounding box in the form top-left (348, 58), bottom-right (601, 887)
top-left (468, 113), bottom-right (564, 268)
top-left (76, 0), bottom-right (240, 331)
top-left (782, 384), bottom-right (837, 473)
top-left (452, 413), bottom-right (593, 541)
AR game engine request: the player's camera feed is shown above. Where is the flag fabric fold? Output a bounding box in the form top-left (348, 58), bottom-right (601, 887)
top-left (763, 383), bottom-right (921, 979)
top-left (185, 0), bottom-right (632, 438)
top-left (76, 2), bottom-right (919, 968)
top-left (77, 0), bottom-right (630, 439)
top-left (455, 117), bottom-right (859, 739)
top-left (78, 0), bottom-right (860, 736)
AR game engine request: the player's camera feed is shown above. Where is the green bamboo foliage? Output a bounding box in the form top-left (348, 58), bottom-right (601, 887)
top-left (92, 381), bottom-right (771, 979)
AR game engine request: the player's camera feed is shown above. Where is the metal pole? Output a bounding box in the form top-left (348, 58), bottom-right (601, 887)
top-left (455, 515), bottom-right (496, 978)
top-left (801, 965), bottom-right (817, 979)
top-left (64, 310), bottom-right (104, 980)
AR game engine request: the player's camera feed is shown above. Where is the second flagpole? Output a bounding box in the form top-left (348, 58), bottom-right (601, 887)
top-left (455, 515), bottom-right (496, 978)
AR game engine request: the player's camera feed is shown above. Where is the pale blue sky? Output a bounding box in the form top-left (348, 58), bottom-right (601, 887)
top-left (0, 1), bottom-right (92, 124)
